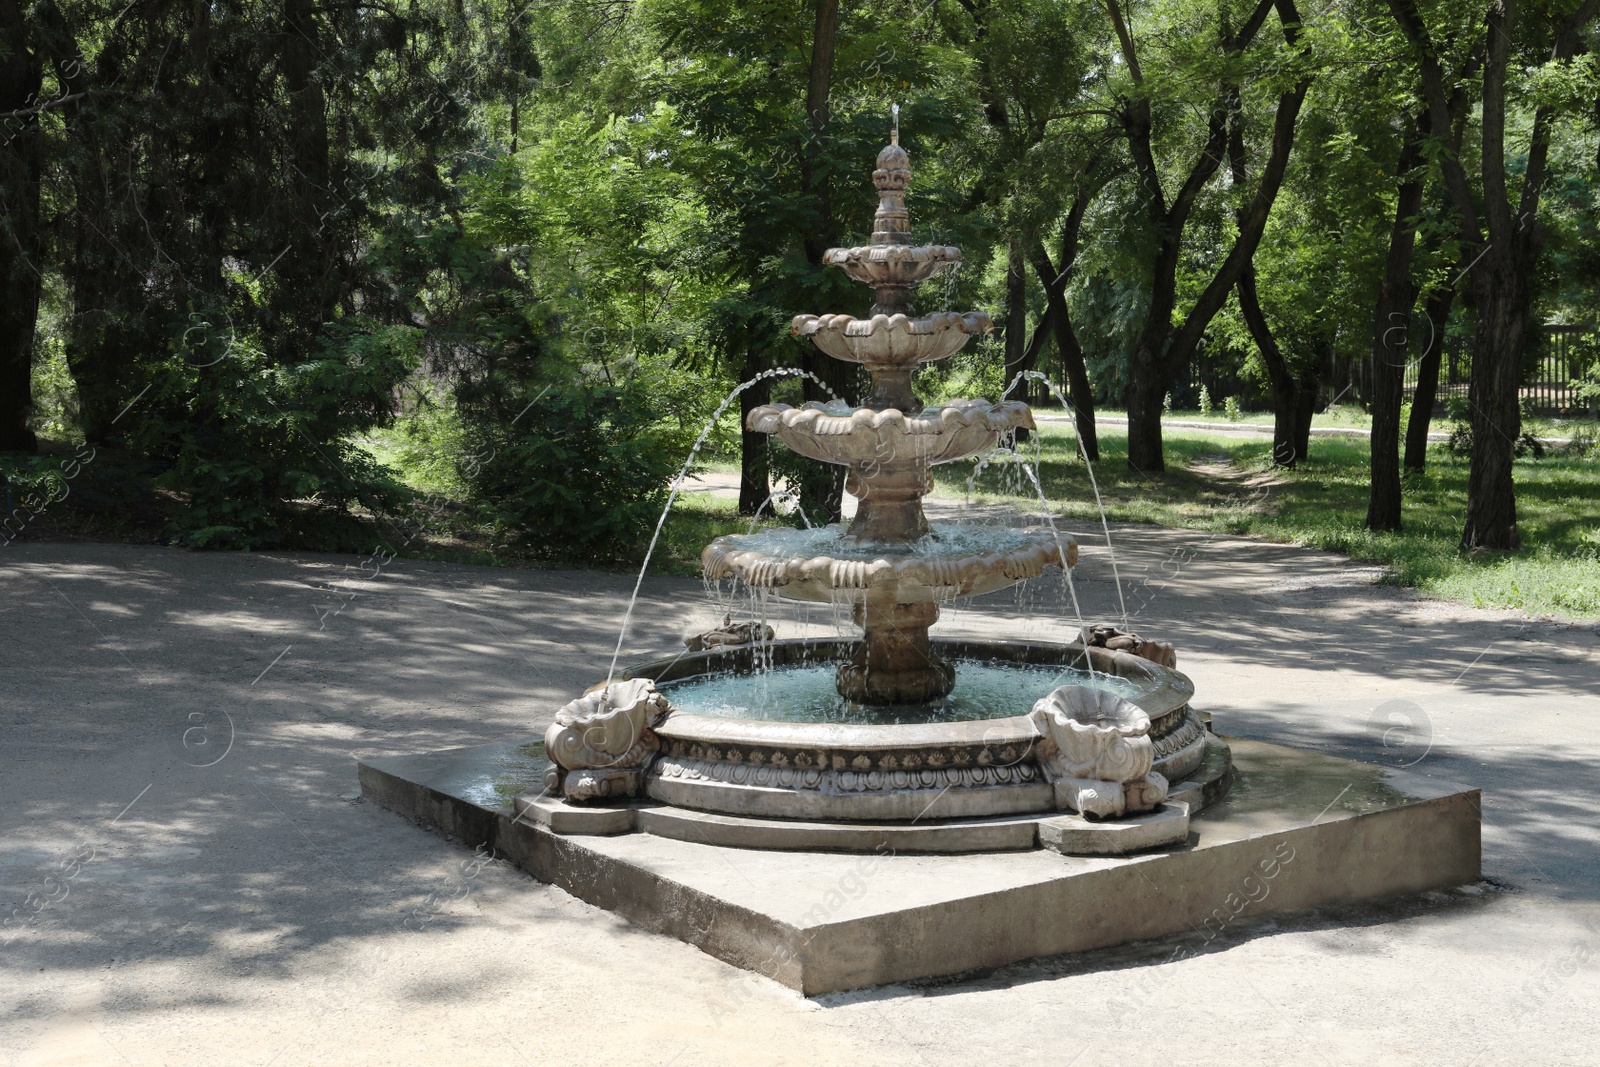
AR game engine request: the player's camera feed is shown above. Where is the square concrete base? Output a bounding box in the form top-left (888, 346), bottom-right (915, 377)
top-left (357, 737), bottom-right (1480, 996)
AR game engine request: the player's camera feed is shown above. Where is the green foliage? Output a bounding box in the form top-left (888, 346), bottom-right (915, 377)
top-left (1198, 385), bottom-right (1213, 417)
top-left (459, 379), bottom-right (688, 560)
top-left (936, 423), bottom-right (1600, 620)
top-left (9, 0), bottom-right (1600, 564)
top-left (131, 321), bottom-right (422, 549)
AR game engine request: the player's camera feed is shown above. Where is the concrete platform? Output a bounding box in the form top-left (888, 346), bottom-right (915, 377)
top-left (358, 735), bottom-right (1481, 996)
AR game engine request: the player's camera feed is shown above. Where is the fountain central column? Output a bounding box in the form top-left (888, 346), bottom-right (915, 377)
top-left (837, 594), bottom-right (954, 705)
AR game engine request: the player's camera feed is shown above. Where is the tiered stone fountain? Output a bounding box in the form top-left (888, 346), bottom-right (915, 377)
top-left (707, 129), bottom-right (1060, 707)
top-left (529, 128), bottom-right (1227, 850)
top-left (360, 119), bottom-right (1481, 995)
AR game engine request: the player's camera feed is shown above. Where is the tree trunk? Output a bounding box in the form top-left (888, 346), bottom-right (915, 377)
top-left (1003, 236), bottom-right (1027, 388)
top-left (1236, 263), bottom-right (1309, 466)
top-left (1365, 121), bottom-right (1428, 532)
top-left (1113, 0), bottom-right (1309, 474)
top-left (0, 0), bottom-right (42, 451)
top-left (1046, 295), bottom-right (1097, 461)
top-left (797, 0), bottom-right (845, 523)
top-left (1403, 279), bottom-right (1458, 469)
top-left (1125, 360), bottom-right (1167, 473)
top-left (1461, 268), bottom-right (1525, 549)
top-left (1293, 373), bottom-right (1317, 461)
top-left (1002, 237), bottom-right (1034, 443)
top-left (738, 347), bottom-right (770, 515)
top-left (1025, 186), bottom-right (1101, 460)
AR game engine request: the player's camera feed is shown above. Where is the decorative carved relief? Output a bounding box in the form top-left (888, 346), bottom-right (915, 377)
top-left (701, 527), bottom-right (1075, 604)
top-left (543, 679), bottom-right (672, 802)
top-left (651, 753), bottom-right (1038, 793)
top-left (1029, 686), bottom-right (1170, 819)
top-left (1081, 623), bottom-right (1178, 669)
top-left (685, 615), bottom-right (775, 652)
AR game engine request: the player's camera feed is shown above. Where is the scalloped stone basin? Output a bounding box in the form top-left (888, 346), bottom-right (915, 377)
top-left (702, 522), bottom-right (1077, 604)
top-left (617, 638), bottom-right (1211, 822)
top-left (791, 311), bottom-right (992, 368)
top-left (821, 243), bottom-right (962, 289)
top-left (747, 398), bottom-right (1033, 469)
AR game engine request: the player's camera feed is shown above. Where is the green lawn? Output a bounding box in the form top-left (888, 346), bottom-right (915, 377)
top-left (929, 425), bottom-right (1600, 620)
top-left (14, 422), bottom-right (1596, 619)
top-left (1038, 405), bottom-right (1600, 439)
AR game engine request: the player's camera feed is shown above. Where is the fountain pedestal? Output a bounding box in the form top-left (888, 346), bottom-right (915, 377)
top-left (838, 597), bottom-right (954, 705)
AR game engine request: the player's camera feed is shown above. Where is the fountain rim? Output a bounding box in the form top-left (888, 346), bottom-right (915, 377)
top-left (616, 637), bottom-right (1195, 750)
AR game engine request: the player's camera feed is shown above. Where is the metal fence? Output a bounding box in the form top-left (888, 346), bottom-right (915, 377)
top-left (1403, 323), bottom-right (1597, 417)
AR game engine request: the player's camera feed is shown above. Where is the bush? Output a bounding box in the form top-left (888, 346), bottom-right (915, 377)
top-left (1223, 395), bottom-right (1242, 421)
top-left (130, 319), bottom-right (421, 549)
top-left (1198, 385), bottom-right (1212, 417)
top-left (460, 379), bottom-right (686, 561)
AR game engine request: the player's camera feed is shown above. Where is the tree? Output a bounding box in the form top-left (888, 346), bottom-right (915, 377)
top-left (1106, 0), bottom-right (1313, 472)
top-left (653, 0), bottom-right (953, 521)
top-left (939, 0), bottom-right (1108, 458)
top-left (1366, 113), bottom-right (1430, 529)
top-left (0, 0), bottom-right (74, 451)
top-left (1389, 0), bottom-right (1600, 549)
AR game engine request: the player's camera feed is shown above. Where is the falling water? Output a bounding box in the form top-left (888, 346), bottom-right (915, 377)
top-left (1002, 369), bottom-right (1130, 632)
top-left (606, 367), bottom-right (842, 682)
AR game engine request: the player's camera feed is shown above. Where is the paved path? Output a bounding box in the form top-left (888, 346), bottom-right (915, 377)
top-left (3, 533), bottom-right (1599, 1065)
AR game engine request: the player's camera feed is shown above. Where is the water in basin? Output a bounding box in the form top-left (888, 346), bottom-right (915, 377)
top-left (724, 522), bottom-right (1041, 562)
top-left (659, 660), bottom-right (1139, 726)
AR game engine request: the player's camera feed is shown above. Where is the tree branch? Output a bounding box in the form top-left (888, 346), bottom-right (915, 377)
top-left (1518, 0), bottom-right (1600, 232)
top-left (1102, 0), bottom-right (1144, 83)
top-left (1164, 55), bottom-right (1309, 375)
top-left (1386, 0), bottom-right (1482, 245)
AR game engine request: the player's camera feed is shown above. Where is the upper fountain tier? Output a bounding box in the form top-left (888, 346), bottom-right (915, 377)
top-left (791, 136), bottom-right (992, 413)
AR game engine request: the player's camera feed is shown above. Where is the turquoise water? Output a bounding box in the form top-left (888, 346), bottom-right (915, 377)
top-left (722, 522), bottom-right (1041, 562)
top-left (659, 661), bottom-right (1139, 726)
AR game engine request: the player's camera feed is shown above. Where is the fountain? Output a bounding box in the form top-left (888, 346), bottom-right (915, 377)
top-left (357, 117), bottom-right (1482, 998)
top-left (529, 124), bottom-right (1222, 845)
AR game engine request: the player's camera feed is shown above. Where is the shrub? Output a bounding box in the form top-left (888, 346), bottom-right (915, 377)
top-left (130, 319), bottom-right (420, 549)
top-left (1198, 385), bottom-right (1212, 417)
top-left (1223, 395), bottom-right (1242, 421)
top-left (459, 379), bottom-right (687, 561)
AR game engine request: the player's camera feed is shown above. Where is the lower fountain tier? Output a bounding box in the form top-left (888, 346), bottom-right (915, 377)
top-left (747, 398), bottom-right (1033, 469)
top-left (702, 523), bottom-right (1076, 605)
top-left (614, 638), bottom-right (1213, 823)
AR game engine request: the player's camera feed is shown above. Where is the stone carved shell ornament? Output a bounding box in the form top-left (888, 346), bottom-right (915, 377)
top-left (1029, 685), bottom-right (1169, 819)
top-left (746, 399), bottom-right (1034, 468)
top-left (544, 678), bottom-right (673, 802)
top-left (791, 310), bottom-right (990, 368)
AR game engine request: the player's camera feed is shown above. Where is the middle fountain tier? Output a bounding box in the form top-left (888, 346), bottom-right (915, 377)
top-left (703, 130), bottom-right (1073, 706)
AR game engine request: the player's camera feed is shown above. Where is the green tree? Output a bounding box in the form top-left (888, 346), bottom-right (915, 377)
top-left (1103, 0), bottom-right (1314, 473)
top-left (1389, 0), bottom-right (1600, 549)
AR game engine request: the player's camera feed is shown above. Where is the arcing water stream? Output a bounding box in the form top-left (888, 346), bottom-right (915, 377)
top-left (605, 367), bottom-right (840, 682)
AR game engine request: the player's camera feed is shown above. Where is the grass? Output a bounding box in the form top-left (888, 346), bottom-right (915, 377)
top-left (1044, 405), bottom-right (1600, 439)
top-left (929, 424), bottom-right (1600, 620)
top-left (11, 420), bottom-right (1597, 619)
